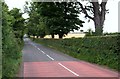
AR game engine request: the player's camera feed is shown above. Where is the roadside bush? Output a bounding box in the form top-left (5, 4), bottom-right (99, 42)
top-left (2, 3), bottom-right (22, 78)
top-left (2, 23), bottom-right (22, 77)
top-left (34, 36), bottom-right (119, 71)
top-left (104, 32), bottom-right (120, 36)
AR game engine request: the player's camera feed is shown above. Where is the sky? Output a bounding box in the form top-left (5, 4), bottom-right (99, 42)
top-left (4, 0), bottom-right (120, 33)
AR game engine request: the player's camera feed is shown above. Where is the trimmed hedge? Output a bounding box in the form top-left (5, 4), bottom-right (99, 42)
top-left (34, 36), bottom-right (119, 71)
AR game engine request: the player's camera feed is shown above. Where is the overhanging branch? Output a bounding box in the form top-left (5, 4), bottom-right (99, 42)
top-left (78, 2), bottom-right (94, 20)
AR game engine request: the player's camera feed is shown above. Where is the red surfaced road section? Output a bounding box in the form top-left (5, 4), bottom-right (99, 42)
top-left (24, 61), bottom-right (118, 77)
top-left (60, 61), bottom-right (118, 77)
top-left (24, 61), bottom-right (75, 77)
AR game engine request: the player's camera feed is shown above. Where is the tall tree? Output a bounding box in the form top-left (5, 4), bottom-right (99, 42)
top-left (36, 2), bottom-right (84, 38)
top-left (78, 0), bottom-right (108, 35)
top-left (25, 2), bottom-right (84, 38)
top-left (10, 8), bottom-right (25, 39)
top-left (34, 2), bottom-right (58, 38)
top-left (25, 2), bottom-right (46, 38)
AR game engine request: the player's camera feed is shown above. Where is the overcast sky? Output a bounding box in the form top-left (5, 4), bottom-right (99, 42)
top-left (4, 0), bottom-right (120, 33)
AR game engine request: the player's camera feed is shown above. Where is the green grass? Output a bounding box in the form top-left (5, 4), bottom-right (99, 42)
top-left (33, 36), bottom-right (120, 71)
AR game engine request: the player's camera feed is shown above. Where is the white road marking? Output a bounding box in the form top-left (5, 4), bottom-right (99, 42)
top-left (31, 43), bottom-right (55, 60)
top-left (37, 48), bottom-right (45, 54)
top-left (46, 54), bottom-right (54, 60)
top-left (37, 48), bottom-right (41, 50)
top-left (41, 50), bottom-right (45, 54)
top-left (58, 63), bottom-right (79, 77)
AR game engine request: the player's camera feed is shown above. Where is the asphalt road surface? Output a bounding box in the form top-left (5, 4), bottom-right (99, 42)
top-left (18, 38), bottom-right (119, 79)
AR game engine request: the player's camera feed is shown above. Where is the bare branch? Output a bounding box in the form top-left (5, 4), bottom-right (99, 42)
top-left (101, 0), bottom-right (108, 7)
top-left (86, 6), bottom-right (93, 9)
top-left (91, 1), bottom-right (101, 17)
top-left (102, 0), bottom-right (108, 3)
top-left (100, 0), bottom-right (108, 26)
top-left (78, 2), bottom-right (94, 20)
top-left (85, 6), bottom-right (94, 14)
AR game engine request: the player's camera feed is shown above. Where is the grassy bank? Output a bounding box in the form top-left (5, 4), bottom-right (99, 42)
top-left (33, 36), bottom-right (119, 71)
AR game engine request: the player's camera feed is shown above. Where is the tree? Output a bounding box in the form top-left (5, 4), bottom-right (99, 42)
top-left (35, 2), bottom-right (84, 38)
top-left (34, 2), bottom-right (58, 38)
top-left (78, 0), bottom-right (108, 35)
top-left (37, 21), bottom-right (46, 38)
top-left (9, 8), bottom-right (25, 40)
top-left (24, 2), bottom-right (46, 38)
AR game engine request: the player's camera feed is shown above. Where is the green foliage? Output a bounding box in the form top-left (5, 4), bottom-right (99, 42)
top-left (39, 2), bottom-right (84, 38)
top-left (104, 32), bottom-right (120, 36)
top-left (25, 2), bottom-right (46, 38)
top-left (9, 8), bottom-right (25, 39)
top-left (34, 36), bottom-right (119, 71)
top-left (2, 3), bottom-right (22, 77)
top-left (25, 2), bottom-right (84, 38)
top-left (0, 1), bottom-right (2, 78)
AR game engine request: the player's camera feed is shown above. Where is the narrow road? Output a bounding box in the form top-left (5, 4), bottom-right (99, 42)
top-left (18, 38), bottom-right (119, 79)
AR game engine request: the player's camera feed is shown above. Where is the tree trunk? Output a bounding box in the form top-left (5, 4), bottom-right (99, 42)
top-left (37, 36), bottom-right (39, 38)
top-left (32, 35), bottom-right (35, 41)
top-left (94, 15), bottom-right (103, 35)
top-left (40, 35), bottom-right (44, 38)
top-left (58, 34), bottom-right (64, 39)
top-left (92, 2), bottom-right (106, 35)
top-left (51, 34), bottom-right (54, 39)
top-left (79, 1), bottom-right (107, 35)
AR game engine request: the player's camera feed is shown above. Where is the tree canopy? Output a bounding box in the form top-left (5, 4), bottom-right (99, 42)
top-left (25, 2), bottom-right (84, 38)
top-left (9, 8), bottom-right (25, 39)
top-left (25, 0), bottom-right (108, 38)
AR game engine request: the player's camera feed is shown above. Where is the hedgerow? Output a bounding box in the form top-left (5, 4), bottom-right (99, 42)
top-left (34, 36), bottom-right (119, 71)
top-left (2, 3), bottom-right (23, 78)
top-left (2, 25), bottom-right (22, 77)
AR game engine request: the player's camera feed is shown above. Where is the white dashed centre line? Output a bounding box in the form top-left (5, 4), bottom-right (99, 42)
top-left (37, 47), bottom-right (45, 54)
top-left (58, 63), bottom-right (79, 77)
top-left (37, 48), bottom-right (40, 50)
top-left (41, 50), bottom-right (45, 54)
top-left (31, 43), bottom-right (55, 60)
top-left (31, 42), bottom-right (79, 76)
top-left (46, 54), bottom-right (54, 60)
